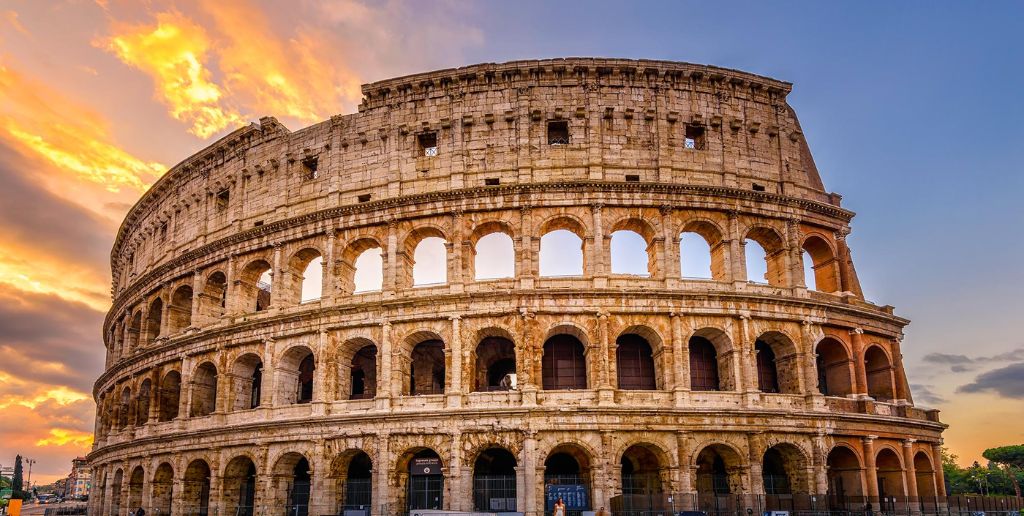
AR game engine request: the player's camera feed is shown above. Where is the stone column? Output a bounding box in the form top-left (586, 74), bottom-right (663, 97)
top-left (802, 320), bottom-right (821, 398)
top-left (518, 206), bottom-right (535, 288)
top-left (522, 432), bottom-right (538, 516)
top-left (863, 436), bottom-right (879, 503)
top-left (178, 357), bottom-right (193, 419)
top-left (261, 338), bottom-right (276, 407)
top-left (591, 204), bottom-right (606, 285)
top-left (661, 206), bottom-right (679, 288)
top-left (449, 431), bottom-right (465, 511)
top-left (728, 212), bottom-right (746, 284)
top-left (323, 230), bottom-right (337, 302)
top-left (190, 269), bottom-right (204, 328)
top-left (850, 329), bottom-right (869, 397)
top-left (158, 289), bottom-right (171, 338)
top-left (931, 442), bottom-right (947, 497)
top-left (903, 439), bottom-right (918, 499)
top-left (787, 218), bottom-right (806, 289)
top-left (313, 330), bottom-right (330, 410)
top-left (269, 242), bottom-right (283, 310)
top-left (891, 337), bottom-right (913, 404)
top-left (812, 433), bottom-right (829, 494)
top-left (384, 222), bottom-right (399, 296)
top-left (374, 433), bottom-right (390, 514)
top-left (449, 212), bottom-right (465, 292)
top-left (378, 321), bottom-right (394, 406)
top-left (739, 313), bottom-right (756, 394)
top-left (447, 315), bottom-right (464, 407)
top-left (597, 312), bottom-right (614, 405)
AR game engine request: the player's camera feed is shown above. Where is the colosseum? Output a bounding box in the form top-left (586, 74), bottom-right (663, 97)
top-left (89, 58), bottom-right (946, 516)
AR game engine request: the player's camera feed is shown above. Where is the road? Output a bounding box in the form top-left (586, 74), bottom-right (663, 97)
top-left (15, 501), bottom-right (85, 515)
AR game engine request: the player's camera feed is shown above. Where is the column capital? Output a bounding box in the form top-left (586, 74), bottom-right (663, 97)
top-left (849, 327), bottom-right (864, 335)
top-left (903, 438), bottom-right (916, 447)
top-left (863, 435), bottom-right (878, 442)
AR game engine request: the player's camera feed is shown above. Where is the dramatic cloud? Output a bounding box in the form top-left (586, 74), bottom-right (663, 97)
top-left (958, 363), bottom-right (1024, 399)
top-left (98, 10), bottom-right (245, 138)
top-left (910, 383), bottom-right (947, 405)
top-left (921, 348), bottom-right (1024, 373)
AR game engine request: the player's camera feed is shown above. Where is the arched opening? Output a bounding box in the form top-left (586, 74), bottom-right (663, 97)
top-left (290, 248), bottom-right (323, 304)
top-left (152, 462), bottom-right (174, 515)
top-left (755, 332), bottom-right (802, 394)
top-left (127, 466), bottom-right (144, 511)
top-left (762, 447), bottom-right (794, 495)
top-left (616, 334), bottom-right (657, 390)
top-left (94, 471), bottom-right (106, 516)
top-left (231, 353), bottom-right (263, 411)
top-left (679, 232), bottom-right (713, 279)
top-left (542, 334), bottom-right (587, 390)
top-left (284, 455), bottom-right (312, 516)
top-left (413, 236), bottom-right (448, 286)
top-left (402, 448), bottom-right (444, 512)
top-left (108, 469), bottom-right (123, 516)
top-left (190, 361), bottom-right (218, 417)
top-left (474, 231), bottom-right (515, 280)
top-left (332, 450), bottom-right (373, 512)
top-left (914, 451), bottom-right (937, 498)
top-left (183, 459), bottom-right (212, 516)
top-left (865, 345), bottom-right (896, 401)
top-left (223, 456), bottom-right (258, 516)
top-left (816, 338), bottom-right (854, 397)
top-left (539, 218), bottom-right (586, 277)
top-left (158, 370), bottom-right (181, 421)
top-left (200, 271), bottom-right (228, 321)
top-left (876, 448), bottom-right (906, 499)
top-left (145, 297), bottom-right (163, 344)
top-left (473, 447), bottom-right (518, 512)
top-left (474, 336), bottom-right (516, 392)
top-left (610, 230), bottom-right (651, 276)
top-left (744, 227), bottom-right (787, 286)
top-left (803, 235), bottom-right (840, 293)
top-left (126, 311), bottom-right (141, 353)
top-left (169, 285), bottom-right (193, 333)
top-left (117, 387), bottom-right (131, 430)
top-left (621, 444), bottom-right (665, 498)
top-left (135, 379), bottom-right (151, 427)
top-left (349, 344), bottom-right (378, 399)
top-left (544, 445), bottom-right (593, 514)
top-left (239, 259), bottom-right (273, 312)
top-left (689, 331), bottom-right (730, 392)
top-left (277, 346), bottom-right (315, 404)
top-left (826, 446), bottom-right (864, 502)
top-left (340, 238), bottom-right (383, 294)
top-left (409, 340), bottom-right (446, 395)
top-left (695, 445), bottom-right (742, 497)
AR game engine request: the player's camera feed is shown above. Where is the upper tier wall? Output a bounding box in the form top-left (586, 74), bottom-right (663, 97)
top-left (112, 58), bottom-right (834, 297)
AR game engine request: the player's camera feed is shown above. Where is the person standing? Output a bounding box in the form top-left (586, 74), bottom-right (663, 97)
top-left (553, 496), bottom-right (566, 516)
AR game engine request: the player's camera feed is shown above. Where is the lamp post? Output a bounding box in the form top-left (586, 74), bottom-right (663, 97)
top-left (25, 459), bottom-right (36, 497)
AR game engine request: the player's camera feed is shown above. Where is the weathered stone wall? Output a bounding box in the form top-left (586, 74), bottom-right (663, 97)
top-left (90, 59), bottom-right (943, 516)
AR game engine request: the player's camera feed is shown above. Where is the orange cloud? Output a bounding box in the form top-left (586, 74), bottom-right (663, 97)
top-left (99, 10), bottom-right (245, 138)
top-left (35, 428), bottom-right (94, 448)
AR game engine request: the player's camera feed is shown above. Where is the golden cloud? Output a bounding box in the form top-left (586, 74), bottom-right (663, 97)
top-left (35, 428), bottom-right (94, 448)
top-left (0, 240), bottom-right (110, 311)
top-left (99, 11), bottom-right (246, 138)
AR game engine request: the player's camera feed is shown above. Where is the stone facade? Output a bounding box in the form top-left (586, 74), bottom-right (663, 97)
top-left (89, 58), bottom-right (945, 516)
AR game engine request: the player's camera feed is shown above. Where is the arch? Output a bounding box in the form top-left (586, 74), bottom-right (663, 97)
top-left (694, 443), bottom-right (745, 496)
top-left (109, 468), bottom-right (123, 516)
top-left (816, 338), bottom-right (854, 397)
top-left (331, 449), bottom-right (373, 512)
top-left (474, 336), bottom-right (516, 392)
top-left (472, 447), bottom-right (518, 512)
top-left (610, 217), bottom-right (659, 277)
top-left (169, 285), bottom-right (193, 333)
top-left (616, 333), bottom-right (658, 390)
top-left (145, 297), bottom-right (163, 344)
top-left (117, 387), bottom-right (131, 430)
top-left (469, 220), bottom-right (515, 281)
top-left (621, 443), bottom-right (669, 498)
top-left (865, 345), bottom-right (896, 401)
top-left (286, 247), bottom-right (323, 304)
top-left (875, 447), bottom-right (906, 498)
top-left (339, 237), bottom-right (383, 294)
top-left (755, 331), bottom-right (801, 394)
top-left (763, 443), bottom-right (811, 495)
top-left (182, 459), bottom-right (212, 515)
top-left (542, 333), bottom-right (588, 390)
top-left (744, 226), bottom-right (787, 286)
top-left (231, 352), bottom-right (264, 410)
top-left (190, 361), bottom-right (218, 417)
top-left (409, 339), bottom-right (446, 395)
top-left (135, 379), bottom-right (151, 427)
top-left (914, 451), bottom-right (938, 498)
top-left (278, 345), bottom-right (316, 404)
top-left (158, 372), bottom-right (181, 421)
top-left (539, 215), bottom-right (588, 277)
top-left (272, 452), bottom-right (312, 516)
top-left (126, 310), bottom-right (142, 353)
top-left (689, 328), bottom-right (735, 392)
top-left (127, 465), bottom-right (144, 511)
top-left (802, 234), bottom-right (840, 292)
top-left (397, 447), bottom-right (445, 512)
top-left (826, 445), bottom-right (864, 500)
top-left (403, 226), bottom-right (449, 287)
top-left (200, 270), bottom-right (228, 322)
top-left (680, 219), bottom-right (728, 280)
top-left (151, 462), bottom-right (174, 514)
top-left (348, 343), bottom-right (378, 399)
top-left (239, 258), bottom-right (273, 312)
top-left (222, 455), bottom-right (258, 516)
top-left (544, 443), bottom-right (594, 513)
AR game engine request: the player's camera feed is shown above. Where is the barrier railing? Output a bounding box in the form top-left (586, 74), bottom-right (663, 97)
top-left (609, 493), bottom-right (1024, 516)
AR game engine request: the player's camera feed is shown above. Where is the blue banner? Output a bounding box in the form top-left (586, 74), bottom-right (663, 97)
top-left (545, 484), bottom-right (588, 510)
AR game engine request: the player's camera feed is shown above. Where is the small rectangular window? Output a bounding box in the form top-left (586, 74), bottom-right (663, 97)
top-left (215, 189), bottom-right (230, 212)
top-left (752, 183), bottom-right (766, 192)
top-left (484, 177), bottom-right (500, 186)
top-left (684, 124), bottom-right (706, 150)
top-left (625, 174), bottom-right (640, 182)
top-left (254, 220), bottom-right (264, 227)
top-left (418, 132), bottom-right (438, 157)
top-left (358, 193), bottom-right (372, 203)
top-left (159, 222), bottom-right (168, 240)
top-left (301, 156), bottom-right (319, 180)
top-left (547, 120), bottom-right (569, 145)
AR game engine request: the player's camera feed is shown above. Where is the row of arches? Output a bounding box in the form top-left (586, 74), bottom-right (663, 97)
top-left (93, 440), bottom-right (940, 515)
top-left (108, 215), bottom-right (852, 363)
top-left (97, 327), bottom-right (900, 437)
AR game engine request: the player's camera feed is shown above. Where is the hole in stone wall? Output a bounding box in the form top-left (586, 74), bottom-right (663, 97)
top-left (418, 132), bottom-right (438, 157)
top-left (625, 174), bottom-right (640, 182)
top-left (685, 124), bottom-right (706, 150)
top-left (216, 189), bottom-right (230, 212)
top-left (301, 156), bottom-right (319, 180)
top-left (484, 177), bottom-right (500, 186)
top-left (358, 193), bottom-right (372, 203)
top-left (753, 183), bottom-right (766, 192)
top-left (547, 120), bottom-right (569, 145)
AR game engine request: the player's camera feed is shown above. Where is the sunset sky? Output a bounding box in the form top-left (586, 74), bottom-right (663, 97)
top-left (1, 1), bottom-right (1022, 484)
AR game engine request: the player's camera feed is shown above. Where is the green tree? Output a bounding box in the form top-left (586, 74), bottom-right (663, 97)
top-left (982, 444), bottom-right (1024, 498)
top-left (11, 454), bottom-right (24, 500)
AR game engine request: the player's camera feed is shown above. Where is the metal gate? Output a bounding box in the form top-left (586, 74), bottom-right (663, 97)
top-left (473, 474), bottom-right (517, 511)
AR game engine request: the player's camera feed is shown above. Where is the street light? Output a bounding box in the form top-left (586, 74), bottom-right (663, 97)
top-left (24, 458), bottom-right (36, 496)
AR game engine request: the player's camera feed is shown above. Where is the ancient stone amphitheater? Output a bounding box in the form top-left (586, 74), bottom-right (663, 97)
top-left (90, 58), bottom-right (946, 516)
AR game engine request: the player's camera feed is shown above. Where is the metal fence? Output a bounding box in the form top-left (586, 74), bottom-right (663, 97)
top-left (609, 493), bottom-right (1024, 516)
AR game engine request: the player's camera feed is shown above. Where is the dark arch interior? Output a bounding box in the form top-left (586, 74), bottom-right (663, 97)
top-left (617, 334), bottom-right (657, 390)
top-left (410, 340), bottom-right (446, 395)
top-left (762, 447), bottom-right (792, 495)
top-left (473, 448), bottom-right (518, 512)
top-left (297, 353), bottom-right (315, 403)
top-left (755, 340), bottom-right (780, 393)
top-left (689, 337), bottom-right (720, 391)
top-left (289, 457), bottom-right (311, 516)
top-left (696, 448), bottom-right (730, 495)
top-left (475, 337), bottom-right (516, 392)
top-left (343, 452), bottom-right (373, 510)
top-left (621, 445), bottom-right (664, 496)
top-left (407, 449), bottom-right (444, 511)
top-left (542, 334), bottom-right (587, 390)
top-left (350, 345), bottom-right (377, 399)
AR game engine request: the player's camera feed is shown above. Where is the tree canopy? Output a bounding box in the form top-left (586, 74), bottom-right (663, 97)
top-left (982, 445), bottom-right (1024, 498)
